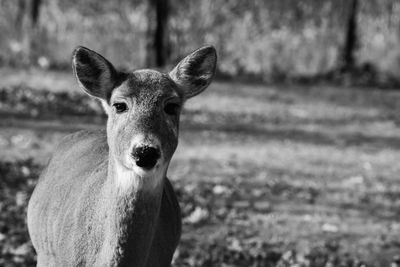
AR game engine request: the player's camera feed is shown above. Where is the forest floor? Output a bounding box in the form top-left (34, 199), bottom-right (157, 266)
top-left (1, 68), bottom-right (400, 266)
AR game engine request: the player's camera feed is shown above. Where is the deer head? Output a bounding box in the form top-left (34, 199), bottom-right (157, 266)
top-left (72, 46), bottom-right (217, 191)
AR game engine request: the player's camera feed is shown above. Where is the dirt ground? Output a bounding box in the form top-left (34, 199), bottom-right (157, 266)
top-left (1, 69), bottom-right (400, 266)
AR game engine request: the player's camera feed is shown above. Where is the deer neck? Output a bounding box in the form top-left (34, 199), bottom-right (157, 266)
top-left (99, 155), bottom-right (165, 266)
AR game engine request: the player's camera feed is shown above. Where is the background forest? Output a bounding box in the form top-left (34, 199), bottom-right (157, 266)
top-left (0, 0), bottom-right (400, 82)
top-left (1, 0), bottom-right (400, 266)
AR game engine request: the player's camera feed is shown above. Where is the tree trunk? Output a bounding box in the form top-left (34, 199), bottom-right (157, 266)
top-left (26, 0), bottom-right (42, 65)
top-left (31, 0), bottom-right (42, 28)
top-left (154, 0), bottom-right (169, 67)
top-left (146, 0), bottom-right (170, 67)
top-left (341, 0), bottom-right (359, 72)
top-left (15, 0), bottom-right (26, 34)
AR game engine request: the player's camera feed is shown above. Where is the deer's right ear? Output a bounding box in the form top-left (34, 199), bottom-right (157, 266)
top-left (72, 46), bottom-right (119, 101)
top-left (169, 46), bottom-right (217, 99)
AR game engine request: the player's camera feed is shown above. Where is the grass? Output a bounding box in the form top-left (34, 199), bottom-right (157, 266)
top-left (1, 69), bottom-right (400, 265)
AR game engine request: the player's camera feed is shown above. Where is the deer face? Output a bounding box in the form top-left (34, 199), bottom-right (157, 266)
top-left (72, 46), bottom-right (217, 179)
top-left (105, 70), bottom-right (182, 174)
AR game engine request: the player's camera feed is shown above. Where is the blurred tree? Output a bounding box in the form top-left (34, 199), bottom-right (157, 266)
top-left (15, 0), bottom-right (26, 33)
top-left (146, 0), bottom-right (170, 67)
top-left (340, 0), bottom-right (359, 72)
top-left (31, 0), bottom-right (42, 28)
top-left (15, 0), bottom-right (43, 65)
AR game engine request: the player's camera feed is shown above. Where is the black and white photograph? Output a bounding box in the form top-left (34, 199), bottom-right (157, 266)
top-left (0, 0), bottom-right (400, 266)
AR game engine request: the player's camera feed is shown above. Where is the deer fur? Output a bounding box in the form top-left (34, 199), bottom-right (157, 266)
top-left (27, 46), bottom-right (217, 267)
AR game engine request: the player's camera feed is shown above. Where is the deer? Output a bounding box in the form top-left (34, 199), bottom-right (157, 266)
top-left (27, 45), bottom-right (217, 266)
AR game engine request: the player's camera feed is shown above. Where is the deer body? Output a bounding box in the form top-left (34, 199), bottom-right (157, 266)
top-left (27, 46), bottom-right (217, 267)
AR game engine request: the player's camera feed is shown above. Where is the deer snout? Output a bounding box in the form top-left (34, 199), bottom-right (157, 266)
top-left (131, 145), bottom-right (161, 170)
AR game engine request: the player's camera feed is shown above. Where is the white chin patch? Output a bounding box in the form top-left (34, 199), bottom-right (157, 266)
top-left (114, 160), bottom-right (164, 192)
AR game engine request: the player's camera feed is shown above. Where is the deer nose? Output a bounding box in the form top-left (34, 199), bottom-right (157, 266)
top-left (131, 145), bottom-right (161, 170)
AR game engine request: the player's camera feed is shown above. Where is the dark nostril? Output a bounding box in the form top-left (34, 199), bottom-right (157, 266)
top-left (132, 146), bottom-right (160, 170)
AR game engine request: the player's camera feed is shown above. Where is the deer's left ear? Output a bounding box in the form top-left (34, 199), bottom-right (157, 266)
top-left (169, 46), bottom-right (217, 99)
top-left (72, 46), bottom-right (120, 101)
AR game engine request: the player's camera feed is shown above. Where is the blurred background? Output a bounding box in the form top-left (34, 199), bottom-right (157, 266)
top-left (1, 0), bottom-right (400, 266)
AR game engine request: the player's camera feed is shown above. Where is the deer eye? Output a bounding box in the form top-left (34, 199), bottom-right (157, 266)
top-left (164, 103), bottom-right (180, 115)
top-left (113, 102), bottom-right (128, 113)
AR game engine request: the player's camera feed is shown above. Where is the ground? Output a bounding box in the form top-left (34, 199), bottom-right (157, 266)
top-left (0, 68), bottom-right (400, 266)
